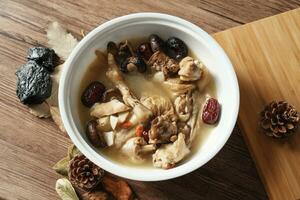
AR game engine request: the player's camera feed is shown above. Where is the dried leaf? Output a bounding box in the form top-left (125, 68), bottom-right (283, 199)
top-left (47, 64), bottom-right (63, 107)
top-left (28, 102), bottom-right (51, 118)
top-left (47, 22), bottom-right (78, 60)
top-left (56, 178), bottom-right (79, 200)
top-left (67, 144), bottom-right (81, 160)
top-left (53, 157), bottom-right (69, 177)
top-left (50, 106), bottom-right (66, 132)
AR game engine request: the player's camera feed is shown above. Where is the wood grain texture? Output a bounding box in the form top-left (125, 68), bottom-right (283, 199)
top-left (214, 8), bottom-right (300, 200)
top-left (0, 0), bottom-right (299, 199)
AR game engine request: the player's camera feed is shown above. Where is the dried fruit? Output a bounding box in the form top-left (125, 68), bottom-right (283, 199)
top-left (165, 37), bottom-right (188, 60)
top-left (136, 42), bottom-right (153, 60)
top-left (202, 98), bottom-right (221, 124)
top-left (86, 120), bottom-right (107, 148)
top-left (27, 47), bottom-right (59, 72)
top-left (81, 81), bottom-right (106, 107)
top-left (260, 101), bottom-right (299, 138)
top-left (149, 34), bottom-right (164, 52)
top-left (102, 175), bottom-right (133, 200)
top-left (69, 154), bottom-right (104, 191)
top-left (16, 60), bottom-right (52, 105)
top-left (120, 56), bottom-right (147, 73)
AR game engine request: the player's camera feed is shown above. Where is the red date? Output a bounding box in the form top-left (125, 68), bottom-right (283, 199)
top-left (202, 98), bottom-right (221, 124)
top-left (81, 81), bottom-right (105, 107)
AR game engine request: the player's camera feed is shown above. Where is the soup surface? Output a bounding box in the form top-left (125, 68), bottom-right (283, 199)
top-left (78, 37), bottom-right (217, 168)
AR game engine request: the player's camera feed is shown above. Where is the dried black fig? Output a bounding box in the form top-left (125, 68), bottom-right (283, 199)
top-left (149, 34), bottom-right (164, 52)
top-left (165, 37), bottom-right (188, 60)
top-left (81, 81), bottom-right (106, 107)
top-left (27, 47), bottom-right (59, 72)
top-left (16, 60), bottom-right (52, 105)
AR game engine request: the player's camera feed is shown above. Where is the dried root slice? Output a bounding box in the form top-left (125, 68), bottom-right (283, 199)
top-left (50, 106), bottom-right (66, 133)
top-left (102, 175), bottom-right (133, 200)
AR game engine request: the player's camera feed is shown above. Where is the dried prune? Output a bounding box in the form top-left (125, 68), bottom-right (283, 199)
top-left (86, 120), bottom-right (107, 148)
top-left (16, 60), bottom-right (52, 104)
top-left (202, 98), bottom-right (221, 124)
top-left (81, 81), bottom-right (106, 107)
top-left (149, 34), bottom-right (164, 52)
top-left (27, 47), bottom-right (59, 72)
top-left (120, 56), bottom-right (147, 73)
top-left (165, 37), bottom-right (188, 60)
top-left (136, 42), bottom-right (153, 60)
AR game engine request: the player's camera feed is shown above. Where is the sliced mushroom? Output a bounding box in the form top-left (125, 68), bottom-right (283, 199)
top-left (178, 56), bottom-right (203, 81)
top-left (90, 99), bottom-right (131, 118)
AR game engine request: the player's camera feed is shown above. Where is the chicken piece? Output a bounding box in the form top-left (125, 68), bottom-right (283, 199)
top-left (114, 128), bottom-right (136, 149)
top-left (148, 115), bottom-right (177, 144)
top-left (186, 91), bottom-right (202, 146)
top-left (140, 95), bottom-right (176, 119)
top-left (178, 56), bottom-right (203, 81)
top-left (177, 122), bottom-right (191, 144)
top-left (148, 51), bottom-right (179, 76)
top-left (90, 99), bottom-right (131, 118)
top-left (174, 92), bottom-right (193, 122)
top-left (163, 78), bottom-right (196, 97)
top-left (153, 133), bottom-right (190, 169)
top-left (121, 137), bottom-right (156, 163)
top-left (106, 52), bottom-right (152, 123)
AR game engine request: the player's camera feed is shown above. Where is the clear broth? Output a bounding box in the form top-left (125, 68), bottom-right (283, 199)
top-left (78, 40), bottom-right (216, 168)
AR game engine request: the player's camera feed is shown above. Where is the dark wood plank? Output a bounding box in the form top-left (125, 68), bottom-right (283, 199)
top-left (0, 0), bottom-right (299, 199)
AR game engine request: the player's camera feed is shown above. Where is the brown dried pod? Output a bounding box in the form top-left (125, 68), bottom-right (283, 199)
top-left (260, 101), bottom-right (299, 138)
top-left (102, 175), bottom-right (133, 200)
top-left (69, 154), bottom-right (105, 191)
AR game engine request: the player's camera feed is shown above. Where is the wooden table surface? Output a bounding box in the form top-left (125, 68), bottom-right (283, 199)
top-left (0, 1), bottom-right (299, 199)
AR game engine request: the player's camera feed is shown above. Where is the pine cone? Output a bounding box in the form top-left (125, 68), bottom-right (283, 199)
top-left (69, 154), bottom-right (104, 191)
top-left (260, 101), bottom-right (299, 138)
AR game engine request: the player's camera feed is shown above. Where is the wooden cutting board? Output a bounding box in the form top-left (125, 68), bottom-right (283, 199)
top-left (213, 8), bottom-right (300, 200)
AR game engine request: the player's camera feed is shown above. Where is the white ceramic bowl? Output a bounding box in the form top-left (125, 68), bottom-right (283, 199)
top-left (59, 13), bottom-right (239, 181)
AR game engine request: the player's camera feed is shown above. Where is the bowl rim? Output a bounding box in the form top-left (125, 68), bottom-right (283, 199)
top-left (59, 12), bottom-right (240, 181)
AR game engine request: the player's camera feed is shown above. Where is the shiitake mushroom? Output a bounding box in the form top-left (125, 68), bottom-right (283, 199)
top-left (120, 56), bottom-right (147, 73)
top-left (149, 34), bottom-right (164, 52)
top-left (136, 42), bottom-right (153, 60)
top-left (86, 119), bottom-right (107, 148)
top-left (164, 37), bottom-right (188, 60)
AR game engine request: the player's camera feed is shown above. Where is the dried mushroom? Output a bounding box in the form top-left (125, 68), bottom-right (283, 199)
top-left (120, 56), bottom-right (147, 73)
top-left (149, 34), bottom-right (164, 52)
top-left (86, 120), bottom-right (107, 148)
top-left (148, 51), bottom-right (179, 76)
top-left (136, 42), bottom-right (153, 60)
top-left (102, 175), bottom-right (134, 200)
top-left (102, 88), bottom-right (123, 102)
top-left (16, 60), bottom-right (52, 105)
